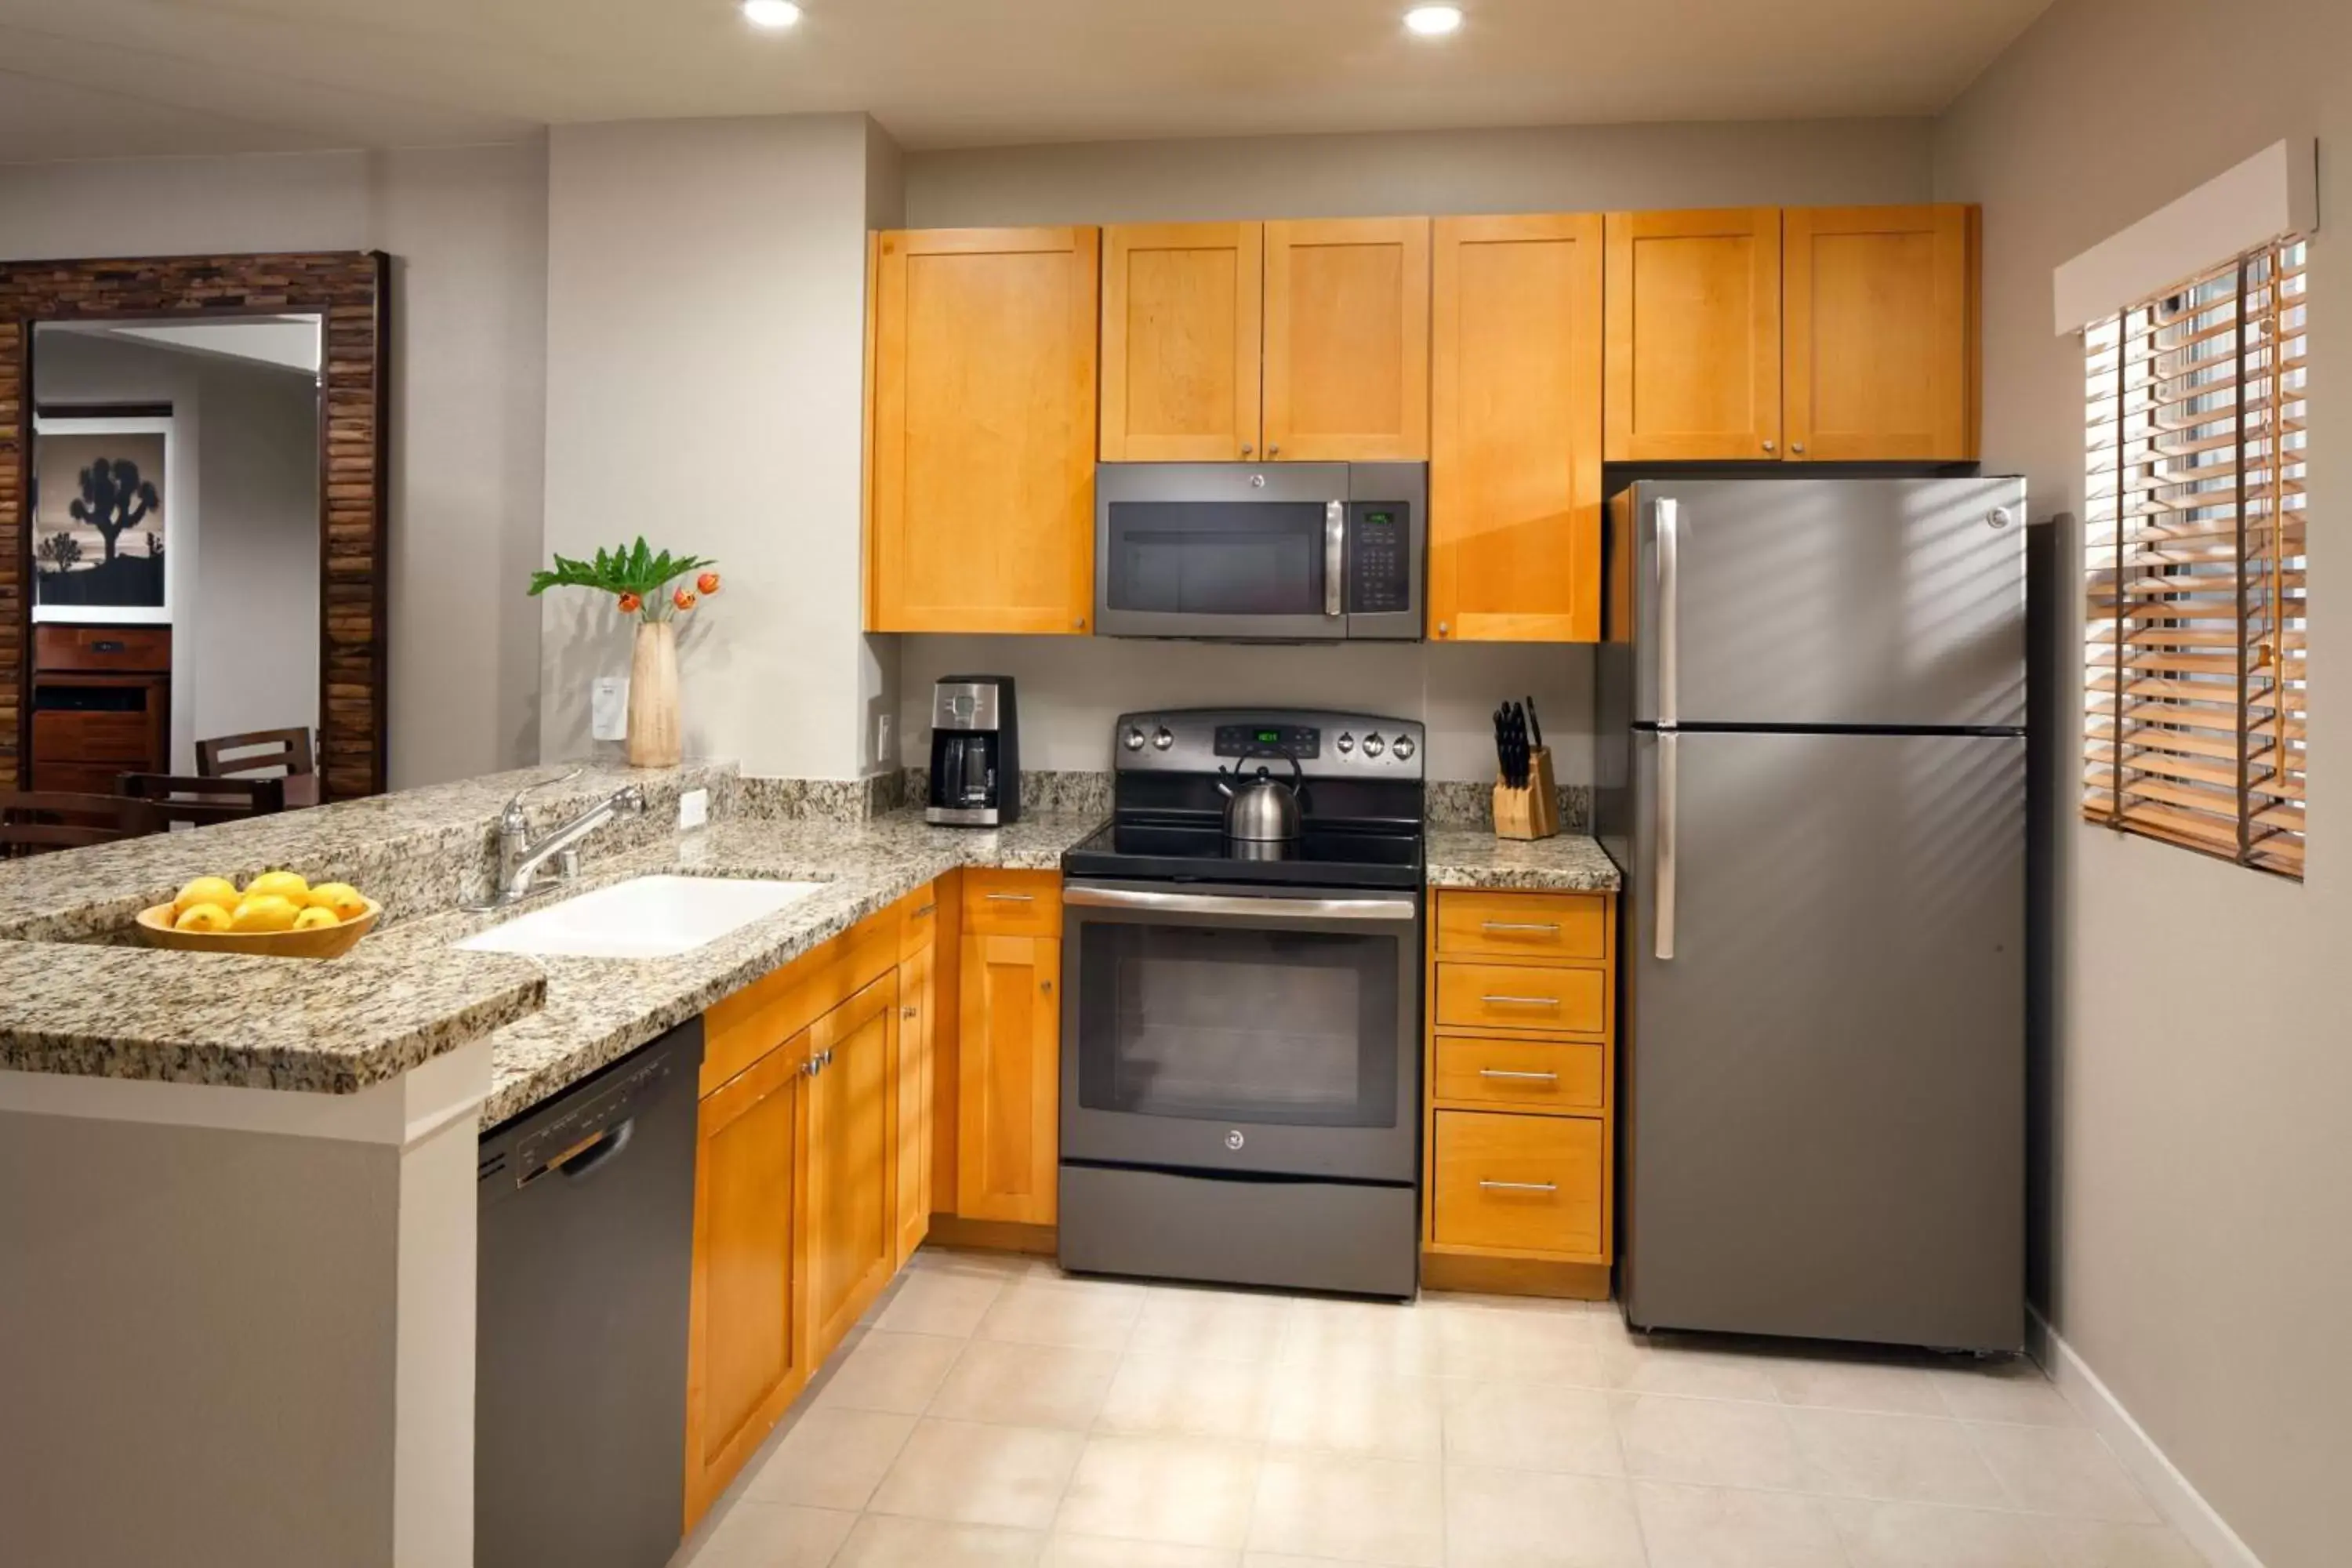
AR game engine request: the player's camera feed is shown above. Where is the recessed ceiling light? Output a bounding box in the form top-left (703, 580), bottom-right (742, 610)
top-left (742, 0), bottom-right (801, 29)
top-left (1403, 5), bottom-right (1462, 35)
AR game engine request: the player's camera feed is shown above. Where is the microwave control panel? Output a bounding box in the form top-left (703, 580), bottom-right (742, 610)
top-left (1348, 505), bottom-right (1412, 614)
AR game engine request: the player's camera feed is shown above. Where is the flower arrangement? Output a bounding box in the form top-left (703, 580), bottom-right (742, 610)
top-left (528, 538), bottom-right (722, 622)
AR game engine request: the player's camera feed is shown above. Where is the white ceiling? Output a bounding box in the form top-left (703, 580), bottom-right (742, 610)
top-left (0, 0), bottom-right (2053, 164)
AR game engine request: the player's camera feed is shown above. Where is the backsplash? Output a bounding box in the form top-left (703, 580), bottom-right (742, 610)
top-left (1424, 780), bottom-right (1592, 834)
top-left (899, 768), bottom-right (1113, 818)
top-left (737, 772), bottom-right (906, 823)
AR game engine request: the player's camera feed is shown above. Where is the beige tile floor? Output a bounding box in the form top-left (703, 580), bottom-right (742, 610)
top-left (670, 1248), bottom-right (2202, 1568)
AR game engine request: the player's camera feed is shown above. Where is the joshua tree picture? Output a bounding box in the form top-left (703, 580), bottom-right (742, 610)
top-left (31, 423), bottom-right (170, 618)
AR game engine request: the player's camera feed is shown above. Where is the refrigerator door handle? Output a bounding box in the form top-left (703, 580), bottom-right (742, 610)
top-left (1655, 497), bottom-right (1681, 725)
top-left (1655, 731), bottom-right (1679, 960)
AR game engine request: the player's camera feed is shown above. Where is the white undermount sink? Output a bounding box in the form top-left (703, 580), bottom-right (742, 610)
top-left (455, 875), bottom-right (826, 960)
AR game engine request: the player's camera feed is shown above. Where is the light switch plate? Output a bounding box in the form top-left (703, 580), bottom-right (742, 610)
top-left (677, 788), bottom-right (709, 831)
top-left (591, 677), bottom-right (628, 742)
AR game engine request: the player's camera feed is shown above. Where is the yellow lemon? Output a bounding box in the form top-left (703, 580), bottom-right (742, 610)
top-left (173, 877), bottom-right (239, 919)
top-left (173, 902), bottom-right (234, 934)
top-left (230, 895), bottom-right (301, 934)
top-left (245, 870), bottom-right (310, 903)
top-left (308, 883), bottom-right (369, 922)
top-left (292, 906), bottom-right (341, 931)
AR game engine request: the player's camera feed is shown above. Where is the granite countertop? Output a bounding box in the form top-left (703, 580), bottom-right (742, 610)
top-left (1425, 829), bottom-right (1623, 892)
top-left (361, 809), bottom-right (1105, 1127)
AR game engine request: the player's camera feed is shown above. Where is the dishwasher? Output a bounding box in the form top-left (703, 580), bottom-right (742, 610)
top-left (477, 1018), bottom-right (702, 1568)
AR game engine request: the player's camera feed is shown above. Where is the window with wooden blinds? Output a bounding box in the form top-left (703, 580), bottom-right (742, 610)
top-left (2082, 238), bottom-right (2307, 878)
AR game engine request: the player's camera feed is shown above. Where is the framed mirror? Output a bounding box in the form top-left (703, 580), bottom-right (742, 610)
top-left (0, 252), bottom-right (390, 802)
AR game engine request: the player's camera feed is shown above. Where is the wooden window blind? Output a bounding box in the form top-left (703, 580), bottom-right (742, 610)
top-left (2082, 238), bottom-right (2307, 878)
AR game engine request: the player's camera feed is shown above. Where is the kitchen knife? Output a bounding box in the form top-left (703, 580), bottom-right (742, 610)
top-left (1524, 695), bottom-right (1544, 753)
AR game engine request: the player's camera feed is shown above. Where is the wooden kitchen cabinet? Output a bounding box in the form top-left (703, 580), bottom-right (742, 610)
top-left (1101, 222), bottom-right (1265, 461)
top-left (1604, 208), bottom-right (1783, 461)
top-left (894, 916), bottom-right (937, 1266)
top-left (867, 226), bottom-right (1100, 633)
top-left (683, 1029), bottom-right (811, 1530)
top-left (1428, 214), bottom-right (1604, 643)
top-left (1263, 217), bottom-right (1431, 461)
top-left (1784, 204), bottom-right (1978, 461)
top-left (806, 973), bottom-right (899, 1356)
top-left (956, 871), bottom-right (1063, 1225)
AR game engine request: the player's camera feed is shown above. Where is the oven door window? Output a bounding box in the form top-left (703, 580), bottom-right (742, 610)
top-left (1103, 502), bottom-right (1329, 616)
top-left (1074, 920), bottom-right (1399, 1127)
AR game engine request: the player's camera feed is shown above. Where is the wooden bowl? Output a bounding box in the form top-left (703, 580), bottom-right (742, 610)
top-left (135, 898), bottom-right (383, 959)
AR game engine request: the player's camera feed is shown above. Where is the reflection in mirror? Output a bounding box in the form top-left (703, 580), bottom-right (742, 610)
top-left (28, 315), bottom-right (323, 810)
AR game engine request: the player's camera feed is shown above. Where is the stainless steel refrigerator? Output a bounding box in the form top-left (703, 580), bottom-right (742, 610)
top-left (1595, 477), bottom-right (2027, 1352)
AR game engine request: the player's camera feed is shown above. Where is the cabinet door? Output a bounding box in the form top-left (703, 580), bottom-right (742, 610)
top-left (807, 973), bottom-right (899, 1359)
top-left (1102, 222), bottom-right (1263, 462)
top-left (1263, 217), bottom-right (1431, 461)
top-left (868, 227), bottom-right (1100, 633)
top-left (683, 1036), bottom-right (808, 1530)
top-left (1785, 205), bottom-right (1977, 461)
top-left (957, 933), bottom-right (1061, 1225)
top-left (1604, 209), bottom-right (1782, 461)
top-left (894, 939), bottom-right (935, 1266)
top-left (1429, 214), bottom-right (1604, 643)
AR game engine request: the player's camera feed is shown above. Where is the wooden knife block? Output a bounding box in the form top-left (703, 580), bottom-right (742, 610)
top-left (1493, 746), bottom-right (1560, 840)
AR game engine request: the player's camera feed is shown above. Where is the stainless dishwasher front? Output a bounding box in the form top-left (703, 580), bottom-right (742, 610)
top-left (477, 1018), bottom-right (702, 1568)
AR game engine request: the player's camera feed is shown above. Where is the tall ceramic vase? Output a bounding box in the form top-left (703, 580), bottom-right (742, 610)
top-left (628, 619), bottom-right (681, 768)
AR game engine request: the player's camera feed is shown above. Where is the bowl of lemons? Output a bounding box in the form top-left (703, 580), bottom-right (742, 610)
top-left (136, 871), bottom-right (381, 959)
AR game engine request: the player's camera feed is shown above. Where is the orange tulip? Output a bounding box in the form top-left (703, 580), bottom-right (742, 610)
top-left (697, 572), bottom-right (721, 595)
top-left (673, 587), bottom-right (699, 612)
top-left (617, 591), bottom-right (641, 614)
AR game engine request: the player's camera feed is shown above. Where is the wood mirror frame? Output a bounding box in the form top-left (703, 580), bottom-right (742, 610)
top-left (0, 251), bottom-right (390, 801)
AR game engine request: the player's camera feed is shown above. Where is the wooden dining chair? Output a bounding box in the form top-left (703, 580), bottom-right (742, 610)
top-left (195, 727), bottom-right (315, 781)
top-left (0, 791), bottom-right (161, 856)
top-left (116, 773), bottom-right (288, 830)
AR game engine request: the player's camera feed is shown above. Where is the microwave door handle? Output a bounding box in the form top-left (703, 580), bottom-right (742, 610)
top-left (1324, 501), bottom-right (1345, 618)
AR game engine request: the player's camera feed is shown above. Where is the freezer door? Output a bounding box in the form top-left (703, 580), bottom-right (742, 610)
top-left (1631, 477), bottom-right (2028, 728)
top-left (1621, 729), bottom-right (2025, 1350)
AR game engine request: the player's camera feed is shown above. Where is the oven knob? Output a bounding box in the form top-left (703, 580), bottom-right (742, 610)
top-left (1152, 727), bottom-right (1174, 751)
top-left (1225, 1130), bottom-right (1247, 1151)
top-left (1392, 735), bottom-right (1416, 762)
top-left (1122, 725), bottom-right (1146, 752)
top-left (1335, 732), bottom-right (1356, 755)
top-left (1362, 732), bottom-right (1386, 758)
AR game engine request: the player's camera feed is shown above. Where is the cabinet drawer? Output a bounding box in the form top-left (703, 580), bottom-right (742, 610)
top-left (1436, 962), bottom-right (1607, 1035)
top-left (1433, 1110), bottom-right (1604, 1257)
top-left (32, 710), bottom-right (155, 764)
top-left (898, 880), bottom-right (940, 960)
top-left (1436, 891), bottom-right (1610, 962)
top-left (1433, 1036), bottom-right (1606, 1111)
top-left (962, 869), bottom-right (1062, 938)
top-left (34, 626), bottom-right (171, 673)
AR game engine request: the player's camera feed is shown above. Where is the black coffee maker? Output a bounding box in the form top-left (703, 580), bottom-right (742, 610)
top-left (926, 675), bottom-right (1020, 826)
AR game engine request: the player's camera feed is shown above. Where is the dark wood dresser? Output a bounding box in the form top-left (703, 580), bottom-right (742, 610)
top-left (30, 626), bottom-right (171, 794)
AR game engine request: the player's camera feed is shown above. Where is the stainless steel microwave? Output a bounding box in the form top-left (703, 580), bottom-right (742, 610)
top-left (1094, 463), bottom-right (1426, 641)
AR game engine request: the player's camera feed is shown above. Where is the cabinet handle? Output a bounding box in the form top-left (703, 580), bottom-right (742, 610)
top-left (985, 892), bottom-right (1035, 902)
top-left (902, 1006), bottom-right (918, 1020)
top-left (1269, 445), bottom-right (1280, 456)
top-left (1480, 994), bottom-right (1560, 1007)
top-left (1791, 442), bottom-right (1806, 455)
top-left (913, 903), bottom-right (935, 917)
top-left (1436, 622), bottom-right (1450, 636)
top-left (1762, 440), bottom-right (1777, 453)
top-left (1478, 1069), bottom-right (1559, 1081)
top-left (1481, 920), bottom-right (1559, 934)
top-left (1040, 980), bottom-right (1053, 994)
top-left (1073, 618), bottom-right (1087, 630)
top-left (1241, 444), bottom-right (1254, 457)
top-left (1478, 1180), bottom-right (1558, 1193)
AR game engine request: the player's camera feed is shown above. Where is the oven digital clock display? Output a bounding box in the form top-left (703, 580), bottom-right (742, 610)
top-left (1214, 723), bottom-right (1320, 759)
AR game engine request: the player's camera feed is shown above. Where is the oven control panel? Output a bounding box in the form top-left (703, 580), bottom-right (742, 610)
top-left (1115, 709), bottom-right (1424, 780)
top-left (1214, 723), bottom-right (1321, 760)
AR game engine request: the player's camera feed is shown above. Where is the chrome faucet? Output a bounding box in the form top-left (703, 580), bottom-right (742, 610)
top-left (475, 770), bottom-right (647, 909)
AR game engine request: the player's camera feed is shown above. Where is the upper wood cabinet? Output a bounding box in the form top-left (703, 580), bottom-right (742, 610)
top-left (867, 227), bottom-right (1099, 633)
top-left (1263, 218), bottom-right (1432, 461)
top-left (1784, 205), bottom-right (1978, 461)
top-left (1101, 222), bottom-right (1265, 461)
top-left (806, 973), bottom-right (898, 1356)
top-left (1428, 214), bottom-right (1604, 643)
top-left (1604, 208), bottom-right (1783, 461)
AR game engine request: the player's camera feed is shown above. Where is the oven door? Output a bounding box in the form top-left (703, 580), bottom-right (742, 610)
top-left (1060, 880), bottom-right (1422, 1184)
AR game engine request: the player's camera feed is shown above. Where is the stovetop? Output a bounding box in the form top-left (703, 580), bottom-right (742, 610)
top-left (1064, 817), bottom-right (1424, 891)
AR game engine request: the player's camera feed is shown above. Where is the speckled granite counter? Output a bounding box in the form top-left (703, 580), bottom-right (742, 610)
top-left (359, 810), bottom-right (1105, 1127)
top-left (1425, 829), bottom-right (1622, 892)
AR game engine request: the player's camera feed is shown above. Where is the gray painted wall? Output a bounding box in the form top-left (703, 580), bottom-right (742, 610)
top-left (1936, 2), bottom-right (2348, 1562)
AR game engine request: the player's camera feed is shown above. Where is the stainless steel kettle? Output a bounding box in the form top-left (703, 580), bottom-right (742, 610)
top-left (1215, 748), bottom-right (1308, 841)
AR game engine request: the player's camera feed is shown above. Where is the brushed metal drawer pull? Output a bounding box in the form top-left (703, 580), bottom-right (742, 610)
top-left (1481, 994), bottom-right (1560, 1007)
top-left (1481, 920), bottom-right (1560, 933)
top-left (1478, 1180), bottom-right (1559, 1193)
top-left (985, 892), bottom-right (1035, 902)
top-left (913, 903), bottom-right (935, 916)
top-left (1478, 1069), bottom-right (1559, 1081)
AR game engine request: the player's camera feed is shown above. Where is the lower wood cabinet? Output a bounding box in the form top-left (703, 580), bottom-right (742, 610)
top-left (807, 972), bottom-right (899, 1356)
top-left (894, 935), bottom-right (936, 1265)
top-left (956, 931), bottom-right (1062, 1226)
top-left (1432, 1109), bottom-right (1606, 1258)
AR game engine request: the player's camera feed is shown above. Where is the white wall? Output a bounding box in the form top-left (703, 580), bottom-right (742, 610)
top-left (539, 114), bottom-right (887, 779)
top-left (897, 118), bottom-right (1938, 780)
top-left (0, 142), bottom-right (550, 789)
top-left (1936, 3), bottom-right (2348, 1563)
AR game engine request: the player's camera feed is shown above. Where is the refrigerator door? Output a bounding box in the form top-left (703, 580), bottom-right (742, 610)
top-left (1630, 477), bottom-right (2028, 729)
top-left (1621, 728), bottom-right (2025, 1350)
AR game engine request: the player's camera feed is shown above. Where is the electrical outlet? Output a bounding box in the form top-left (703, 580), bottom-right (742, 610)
top-left (876, 713), bottom-right (895, 763)
top-left (677, 788), bottom-right (709, 831)
top-left (591, 677), bottom-right (628, 742)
